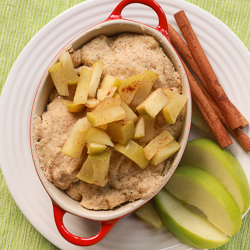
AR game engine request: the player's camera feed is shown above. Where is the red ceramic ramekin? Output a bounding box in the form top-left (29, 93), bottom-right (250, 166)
top-left (31, 0), bottom-right (192, 246)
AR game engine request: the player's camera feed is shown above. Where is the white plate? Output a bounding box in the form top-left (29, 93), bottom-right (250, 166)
top-left (1, 0), bottom-right (250, 249)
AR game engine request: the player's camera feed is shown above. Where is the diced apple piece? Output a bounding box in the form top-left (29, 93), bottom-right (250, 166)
top-left (87, 105), bottom-right (126, 127)
top-left (97, 124), bottom-right (108, 130)
top-left (136, 88), bottom-right (169, 119)
top-left (48, 62), bottom-right (69, 96)
top-left (59, 48), bottom-right (79, 85)
top-left (138, 118), bottom-right (155, 144)
top-left (107, 120), bottom-right (135, 145)
top-left (85, 98), bottom-right (100, 109)
top-left (61, 117), bottom-right (92, 158)
top-left (162, 88), bottom-right (176, 100)
top-left (73, 68), bottom-right (91, 105)
top-left (100, 74), bottom-right (123, 89)
top-left (76, 151), bottom-right (111, 187)
top-left (88, 61), bottom-right (104, 98)
top-left (114, 93), bottom-right (138, 122)
top-left (144, 130), bottom-right (174, 160)
top-left (87, 142), bottom-right (107, 155)
top-left (76, 156), bottom-right (94, 184)
top-left (97, 87), bottom-right (117, 101)
top-left (118, 74), bottom-right (144, 104)
top-left (63, 100), bottom-right (85, 113)
top-left (130, 70), bottom-right (159, 109)
top-left (135, 200), bottom-right (163, 229)
top-left (162, 92), bottom-right (188, 124)
top-left (93, 97), bottom-right (122, 112)
top-left (114, 140), bottom-right (149, 169)
top-left (133, 116), bottom-right (145, 140)
top-left (151, 140), bottom-right (181, 166)
top-left (154, 189), bottom-right (230, 249)
top-left (85, 127), bottom-right (114, 147)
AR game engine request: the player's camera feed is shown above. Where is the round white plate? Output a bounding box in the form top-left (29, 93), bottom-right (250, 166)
top-left (1, 0), bottom-right (250, 249)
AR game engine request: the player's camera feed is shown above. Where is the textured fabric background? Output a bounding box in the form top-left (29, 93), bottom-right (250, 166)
top-left (0, 0), bottom-right (250, 249)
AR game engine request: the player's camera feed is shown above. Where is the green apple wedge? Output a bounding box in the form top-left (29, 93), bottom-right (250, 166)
top-left (179, 138), bottom-right (250, 214)
top-left (165, 165), bottom-right (242, 237)
top-left (135, 200), bottom-right (163, 229)
top-left (154, 189), bottom-right (230, 249)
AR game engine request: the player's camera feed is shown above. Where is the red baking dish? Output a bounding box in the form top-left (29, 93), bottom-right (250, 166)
top-left (31, 0), bottom-right (192, 246)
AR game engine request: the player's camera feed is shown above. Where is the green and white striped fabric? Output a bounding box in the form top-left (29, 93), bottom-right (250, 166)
top-left (0, 0), bottom-right (250, 249)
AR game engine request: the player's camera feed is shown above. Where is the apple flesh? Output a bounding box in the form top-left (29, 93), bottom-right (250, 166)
top-left (61, 117), bottom-right (92, 158)
top-left (73, 68), bottom-right (91, 105)
top-left (48, 62), bottom-right (69, 96)
top-left (151, 140), bottom-right (181, 166)
top-left (85, 127), bottom-right (114, 147)
top-left (87, 142), bottom-right (107, 155)
top-left (88, 61), bottom-right (104, 98)
top-left (165, 165), bottom-right (242, 237)
top-left (77, 151), bottom-right (111, 187)
top-left (143, 129), bottom-right (174, 160)
top-left (87, 105), bottom-right (126, 127)
top-left (133, 116), bottom-right (145, 140)
top-left (107, 120), bottom-right (135, 145)
top-left (180, 138), bottom-right (250, 214)
top-left (154, 189), bottom-right (230, 249)
top-left (99, 74), bottom-right (122, 89)
top-left (59, 48), bottom-right (79, 85)
top-left (114, 140), bottom-right (149, 169)
top-left (118, 74), bottom-right (144, 104)
top-left (136, 88), bottom-right (169, 120)
top-left (63, 100), bottom-right (85, 113)
top-left (135, 200), bottom-right (163, 229)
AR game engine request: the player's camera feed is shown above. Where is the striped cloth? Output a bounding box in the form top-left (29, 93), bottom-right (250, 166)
top-left (0, 0), bottom-right (250, 249)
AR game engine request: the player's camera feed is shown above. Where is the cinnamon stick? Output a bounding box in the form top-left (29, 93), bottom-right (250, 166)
top-left (174, 10), bottom-right (244, 130)
top-left (168, 23), bottom-right (248, 129)
top-left (183, 63), bottom-right (233, 149)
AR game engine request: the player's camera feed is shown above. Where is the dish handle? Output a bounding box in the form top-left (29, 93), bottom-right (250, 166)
top-left (52, 202), bottom-right (120, 246)
top-left (107, 0), bottom-right (169, 39)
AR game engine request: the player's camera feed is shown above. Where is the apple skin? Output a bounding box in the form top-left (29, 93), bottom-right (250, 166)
top-left (179, 138), bottom-right (250, 214)
top-left (154, 189), bottom-right (230, 249)
top-left (165, 165), bottom-right (242, 237)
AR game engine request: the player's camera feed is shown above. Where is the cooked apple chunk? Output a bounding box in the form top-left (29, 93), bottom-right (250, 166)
top-left (114, 140), bottom-right (149, 169)
top-left (93, 97), bottom-right (122, 112)
top-left (77, 151), bottom-right (111, 187)
top-left (85, 127), bottom-right (114, 147)
top-left (61, 117), bottom-right (92, 158)
top-left (97, 87), bottom-right (117, 101)
top-left (136, 88), bottom-right (169, 119)
top-left (118, 74), bottom-right (144, 104)
top-left (99, 74), bottom-right (123, 89)
top-left (59, 48), bottom-right (79, 85)
top-left (87, 105), bottom-right (126, 127)
top-left (48, 62), bottom-right (69, 96)
top-left (88, 61), bottom-right (104, 98)
top-left (85, 98), bottom-right (100, 109)
top-left (162, 92), bottom-right (188, 124)
top-left (151, 140), bottom-right (181, 166)
top-left (144, 130), bottom-right (174, 160)
top-left (130, 70), bottom-right (159, 109)
top-left (133, 116), bottom-right (145, 140)
top-left (73, 68), bottom-right (91, 105)
top-left (107, 120), bottom-right (135, 145)
top-left (63, 100), bottom-right (85, 113)
top-left (114, 93), bottom-right (138, 122)
top-left (87, 142), bottom-right (107, 155)
top-left (138, 117), bottom-right (155, 143)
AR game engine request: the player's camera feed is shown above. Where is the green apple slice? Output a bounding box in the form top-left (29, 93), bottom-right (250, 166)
top-left (165, 165), bottom-right (242, 237)
top-left (180, 138), bottom-right (250, 214)
top-left (135, 200), bottom-right (163, 229)
top-left (87, 142), bottom-right (107, 155)
top-left (154, 189), bottom-right (230, 249)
